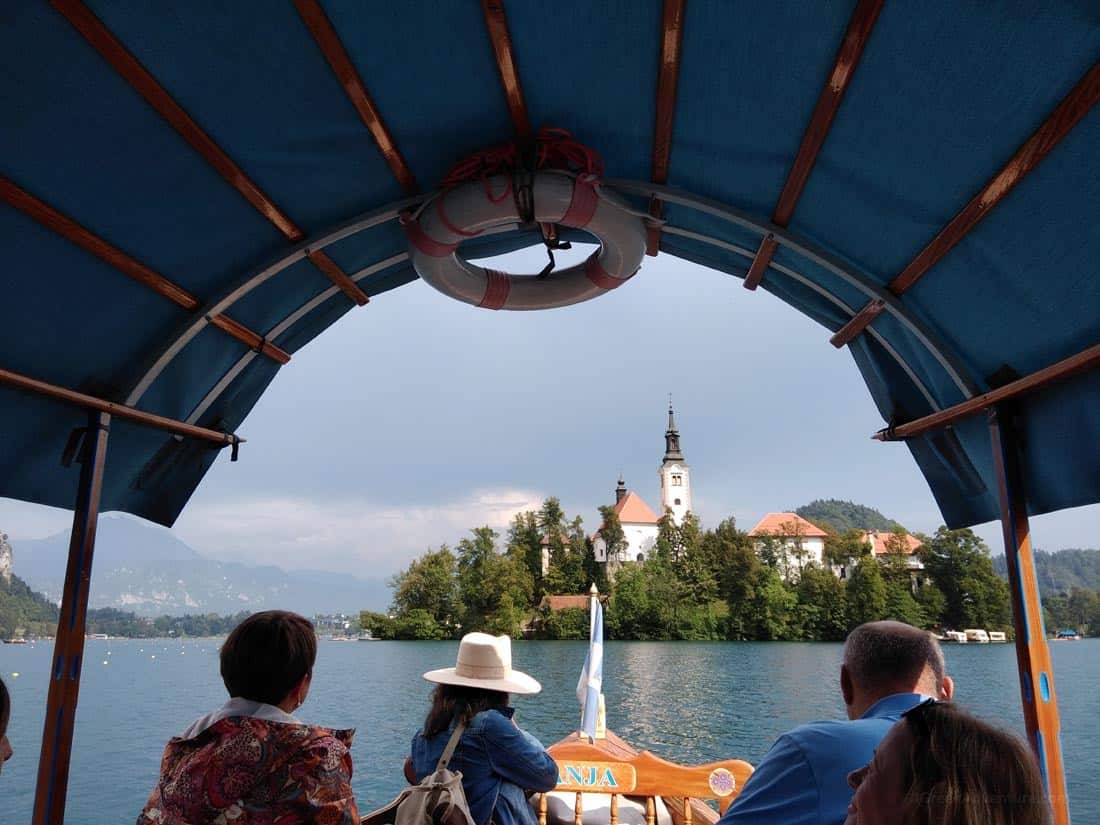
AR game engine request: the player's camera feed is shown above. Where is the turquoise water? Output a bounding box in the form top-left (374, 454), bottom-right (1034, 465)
top-left (2, 639), bottom-right (1097, 823)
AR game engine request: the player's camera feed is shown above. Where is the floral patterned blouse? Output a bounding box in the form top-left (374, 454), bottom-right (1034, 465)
top-left (138, 714), bottom-right (358, 825)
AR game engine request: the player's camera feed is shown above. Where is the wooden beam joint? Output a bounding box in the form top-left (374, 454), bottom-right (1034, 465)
top-left (743, 235), bottom-right (777, 291)
top-left (481, 0), bottom-right (531, 137)
top-left (873, 341), bottom-right (1100, 441)
top-left (830, 299), bottom-right (886, 347)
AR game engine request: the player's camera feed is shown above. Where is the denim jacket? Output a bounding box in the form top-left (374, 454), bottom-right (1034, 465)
top-left (411, 708), bottom-right (558, 825)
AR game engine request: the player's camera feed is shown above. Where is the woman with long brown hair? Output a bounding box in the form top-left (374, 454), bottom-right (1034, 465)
top-left (409, 633), bottom-right (558, 825)
top-left (844, 700), bottom-right (1050, 825)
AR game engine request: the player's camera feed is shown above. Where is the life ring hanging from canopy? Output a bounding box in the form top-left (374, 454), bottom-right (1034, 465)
top-left (403, 130), bottom-right (650, 311)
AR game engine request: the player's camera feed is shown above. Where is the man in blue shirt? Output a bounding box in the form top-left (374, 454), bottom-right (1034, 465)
top-left (719, 621), bottom-right (954, 825)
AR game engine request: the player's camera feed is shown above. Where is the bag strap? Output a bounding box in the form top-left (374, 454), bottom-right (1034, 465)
top-left (436, 720), bottom-right (467, 771)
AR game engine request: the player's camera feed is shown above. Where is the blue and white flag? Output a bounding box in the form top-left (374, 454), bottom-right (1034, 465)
top-left (576, 598), bottom-right (604, 739)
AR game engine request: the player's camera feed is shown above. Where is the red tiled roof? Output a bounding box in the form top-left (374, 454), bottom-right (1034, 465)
top-left (539, 595), bottom-right (605, 611)
top-left (613, 491), bottom-right (660, 524)
top-left (748, 512), bottom-right (829, 538)
top-left (862, 530), bottom-right (923, 556)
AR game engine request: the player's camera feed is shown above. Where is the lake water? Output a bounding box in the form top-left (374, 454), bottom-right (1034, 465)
top-left (2, 639), bottom-right (1097, 823)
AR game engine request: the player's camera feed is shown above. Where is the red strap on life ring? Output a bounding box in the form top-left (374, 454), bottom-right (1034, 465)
top-left (403, 216), bottom-right (459, 258)
top-left (561, 177), bottom-right (600, 229)
top-left (585, 255), bottom-right (627, 290)
top-left (479, 269), bottom-right (512, 310)
top-left (437, 192), bottom-right (484, 238)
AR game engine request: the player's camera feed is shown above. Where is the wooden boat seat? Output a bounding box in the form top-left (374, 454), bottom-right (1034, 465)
top-left (542, 732), bottom-right (754, 825)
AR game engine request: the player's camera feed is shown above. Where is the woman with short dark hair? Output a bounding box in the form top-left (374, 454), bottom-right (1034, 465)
top-left (138, 610), bottom-right (359, 824)
top-left (844, 701), bottom-right (1050, 825)
top-left (0, 676), bottom-right (13, 777)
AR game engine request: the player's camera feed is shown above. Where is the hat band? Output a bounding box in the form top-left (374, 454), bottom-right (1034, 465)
top-left (455, 661), bottom-right (510, 679)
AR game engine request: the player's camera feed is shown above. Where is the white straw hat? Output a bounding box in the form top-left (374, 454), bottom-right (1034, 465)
top-left (422, 632), bottom-right (542, 695)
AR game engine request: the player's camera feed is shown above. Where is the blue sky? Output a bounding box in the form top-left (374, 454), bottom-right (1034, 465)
top-left (1, 247), bottom-right (1095, 578)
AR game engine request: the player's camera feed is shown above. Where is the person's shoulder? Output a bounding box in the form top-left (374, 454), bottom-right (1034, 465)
top-left (471, 707), bottom-right (515, 729)
top-left (782, 715), bottom-right (892, 757)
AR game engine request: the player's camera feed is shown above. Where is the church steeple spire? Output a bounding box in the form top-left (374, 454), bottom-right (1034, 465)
top-left (663, 396), bottom-right (683, 461)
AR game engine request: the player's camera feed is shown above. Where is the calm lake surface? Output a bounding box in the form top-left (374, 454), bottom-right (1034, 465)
top-left (2, 639), bottom-right (1097, 823)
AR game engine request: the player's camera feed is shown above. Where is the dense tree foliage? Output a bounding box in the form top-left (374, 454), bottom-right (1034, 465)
top-left (796, 499), bottom-right (904, 534)
top-left (993, 548), bottom-right (1100, 595)
top-left (919, 527), bottom-right (1011, 631)
top-left (381, 498), bottom-right (1025, 640)
top-left (0, 573), bottom-right (59, 637)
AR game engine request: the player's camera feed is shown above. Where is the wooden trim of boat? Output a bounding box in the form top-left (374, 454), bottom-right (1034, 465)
top-left (831, 59), bottom-right (1100, 346)
top-left (481, 0), bottom-right (531, 138)
top-left (0, 177), bottom-right (291, 365)
top-left (51, 0), bottom-right (370, 306)
top-left (646, 0), bottom-right (687, 256)
top-left (744, 0), bottom-right (883, 290)
top-left (293, 0), bottom-right (419, 193)
top-left (546, 729), bottom-right (753, 825)
top-left (872, 341), bottom-right (1100, 441)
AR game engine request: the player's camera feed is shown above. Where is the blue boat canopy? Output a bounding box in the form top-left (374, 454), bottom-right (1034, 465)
top-left (2, 1), bottom-right (1098, 529)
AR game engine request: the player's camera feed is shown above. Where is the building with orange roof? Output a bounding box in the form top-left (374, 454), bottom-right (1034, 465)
top-left (592, 477), bottom-right (661, 565)
top-left (748, 512), bottom-right (829, 580)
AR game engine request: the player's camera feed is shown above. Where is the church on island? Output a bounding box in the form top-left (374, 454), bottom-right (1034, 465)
top-left (592, 404), bottom-right (692, 566)
top-left (583, 404), bottom-right (925, 580)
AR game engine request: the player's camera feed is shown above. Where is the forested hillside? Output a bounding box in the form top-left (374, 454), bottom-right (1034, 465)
top-left (993, 549), bottom-right (1100, 595)
top-left (0, 573), bottom-right (59, 637)
top-left (795, 499), bottom-right (903, 534)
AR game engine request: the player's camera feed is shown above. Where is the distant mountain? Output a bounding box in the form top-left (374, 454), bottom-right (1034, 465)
top-left (10, 516), bottom-right (390, 616)
top-left (993, 549), bottom-right (1100, 596)
top-left (795, 499), bottom-right (904, 534)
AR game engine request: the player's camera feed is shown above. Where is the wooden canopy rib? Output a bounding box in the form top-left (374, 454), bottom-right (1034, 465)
top-left (744, 0), bottom-right (883, 290)
top-left (873, 340), bottom-right (1100, 441)
top-left (646, 0), bottom-right (686, 256)
top-left (481, 0), bottom-right (531, 137)
top-left (0, 366), bottom-right (243, 447)
top-left (833, 59), bottom-right (1100, 347)
top-left (50, 0), bottom-right (369, 306)
top-left (0, 177), bottom-right (290, 365)
top-left (293, 0), bottom-right (418, 193)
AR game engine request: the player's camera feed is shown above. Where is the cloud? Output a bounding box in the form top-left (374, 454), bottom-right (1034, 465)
top-left (172, 487), bottom-right (547, 576)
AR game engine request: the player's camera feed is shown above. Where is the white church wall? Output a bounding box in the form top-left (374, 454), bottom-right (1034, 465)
top-left (622, 523), bottom-right (658, 562)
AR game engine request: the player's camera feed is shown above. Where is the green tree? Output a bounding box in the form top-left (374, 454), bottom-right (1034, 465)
top-left (847, 556), bottom-right (887, 628)
top-left (699, 518), bottom-right (760, 638)
top-left (796, 564), bottom-right (848, 640)
top-left (606, 563), bottom-right (651, 639)
top-left (596, 505), bottom-right (627, 564)
top-left (393, 608), bottom-right (447, 640)
top-left (823, 529), bottom-right (871, 568)
top-left (359, 610), bottom-right (396, 639)
top-left (539, 606), bottom-right (588, 639)
top-left (456, 527), bottom-right (534, 637)
top-left (745, 566), bottom-right (798, 640)
top-left (507, 511), bottom-right (544, 589)
top-left (920, 528), bottom-right (1011, 630)
top-left (879, 551), bottom-right (926, 627)
top-left (390, 546), bottom-right (459, 630)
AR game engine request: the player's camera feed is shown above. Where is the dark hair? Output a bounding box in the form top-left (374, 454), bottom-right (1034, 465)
top-left (844, 621), bottom-right (945, 692)
top-left (423, 684), bottom-right (508, 738)
top-left (220, 611), bottom-right (317, 706)
top-left (0, 676), bottom-right (9, 736)
top-left (898, 702), bottom-right (1050, 825)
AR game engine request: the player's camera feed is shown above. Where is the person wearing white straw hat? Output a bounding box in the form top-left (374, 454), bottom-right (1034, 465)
top-left (408, 633), bottom-right (558, 825)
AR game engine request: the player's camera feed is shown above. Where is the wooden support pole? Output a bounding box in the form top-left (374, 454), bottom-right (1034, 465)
top-left (989, 407), bottom-right (1069, 824)
top-left (32, 411), bottom-right (110, 825)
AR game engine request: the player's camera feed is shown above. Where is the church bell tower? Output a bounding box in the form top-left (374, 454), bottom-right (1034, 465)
top-left (659, 399), bottom-right (691, 524)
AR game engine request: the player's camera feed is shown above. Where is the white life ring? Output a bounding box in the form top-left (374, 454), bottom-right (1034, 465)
top-left (404, 172), bottom-right (647, 310)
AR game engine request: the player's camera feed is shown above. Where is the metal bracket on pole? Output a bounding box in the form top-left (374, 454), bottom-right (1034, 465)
top-left (989, 405), bottom-right (1070, 824)
top-left (32, 410), bottom-right (111, 825)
